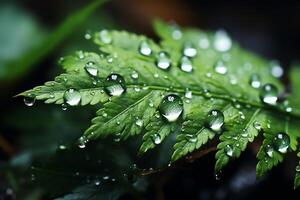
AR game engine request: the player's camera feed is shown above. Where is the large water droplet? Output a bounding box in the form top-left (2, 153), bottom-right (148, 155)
top-left (64, 89), bottom-right (81, 106)
top-left (214, 30), bottom-right (232, 52)
top-left (182, 42), bottom-right (197, 57)
top-left (260, 84), bottom-right (278, 105)
top-left (224, 144), bottom-right (233, 157)
top-left (180, 56), bottom-right (193, 72)
top-left (156, 52), bottom-right (171, 70)
top-left (84, 61), bottom-right (98, 77)
top-left (214, 60), bottom-right (228, 74)
top-left (152, 133), bottom-right (162, 145)
top-left (99, 30), bottom-right (112, 44)
top-left (206, 110), bottom-right (224, 132)
top-left (159, 94), bottom-right (183, 122)
top-left (23, 94), bottom-right (36, 106)
top-left (249, 74), bottom-right (261, 88)
top-left (273, 132), bottom-right (290, 153)
top-left (139, 41), bottom-right (152, 56)
top-left (104, 73), bottom-right (126, 96)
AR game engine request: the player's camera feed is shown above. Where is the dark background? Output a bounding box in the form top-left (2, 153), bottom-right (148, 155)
top-left (1, 0), bottom-right (300, 199)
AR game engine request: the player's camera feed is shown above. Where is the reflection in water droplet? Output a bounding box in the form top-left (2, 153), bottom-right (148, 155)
top-left (274, 132), bottom-right (290, 153)
top-left (156, 52), bottom-right (171, 70)
top-left (139, 41), bottom-right (152, 56)
top-left (159, 94), bottom-right (183, 122)
top-left (214, 60), bottom-right (228, 74)
top-left (214, 30), bottom-right (232, 52)
top-left (99, 30), bottom-right (112, 44)
top-left (260, 84), bottom-right (278, 105)
top-left (85, 61), bottom-right (98, 77)
top-left (224, 144), bottom-right (233, 157)
top-left (249, 74), bottom-right (261, 88)
top-left (24, 94), bottom-right (36, 106)
top-left (180, 56), bottom-right (193, 72)
top-left (183, 42), bottom-right (197, 57)
top-left (64, 89), bottom-right (81, 106)
top-left (104, 73), bottom-right (126, 96)
top-left (206, 110), bottom-right (224, 132)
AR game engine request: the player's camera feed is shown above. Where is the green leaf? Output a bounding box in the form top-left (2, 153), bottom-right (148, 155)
top-left (20, 20), bottom-right (300, 184)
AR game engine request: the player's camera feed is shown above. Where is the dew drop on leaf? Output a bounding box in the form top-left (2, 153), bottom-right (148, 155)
top-left (214, 60), bottom-right (228, 75)
top-left (253, 121), bottom-right (262, 131)
top-left (84, 30), bottom-right (92, 40)
top-left (77, 136), bottom-right (88, 149)
top-left (135, 118), bottom-right (143, 127)
top-left (104, 73), bottom-right (126, 96)
top-left (159, 94), bottom-right (183, 122)
top-left (270, 61), bottom-right (284, 78)
top-left (171, 25), bottom-right (182, 40)
top-left (185, 89), bottom-right (192, 99)
top-left (152, 133), bottom-right (162, 145)
top-left (156, 52), bottom-right (171, 70)
top-left (213, 30), bottom-right (232, 52)
top-left (249, 74), bottom-right (261, 88)
top-left (61, 103), bottom-right (68, 111)
top-left (63, 88), bottom-right (81, 106)
top-left (224, 144), bottom-right (233, 157)
top-left (206, 110), bottom-right (224, 132)
top-left (266, 144), bottom-right (274, 157)
top-left (76, 50), bottom-right (85, 59)
top-left (180, 56), bottom-right (193, 72)
top-left (131, 71), bottom-right (139, 79)
top-left (23, 94), bottom-right (36, 106)
top-left (182, 42), bottom-right (197, 57)
top-left (99, 30), bottom-right (112, 44)
top-left (274, 132), bottom-right (290, 153)
top-left (139, 41), bottom-right (152, 56)
top-left (260, 84), bottom-right (278, 105)
top-left (84, 61), bottom-right (98, 77)
top-left (296, 165), bottom-right (300, 172)
top-left (199, 34), bottom-right (210, 49)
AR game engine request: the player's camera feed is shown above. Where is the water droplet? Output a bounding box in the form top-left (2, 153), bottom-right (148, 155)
top-left (180, 56), bottom-right (193, 72)
top-left (274, 132), bottom-right (290, 153)
top-left (253, 121), bottom-right (262, 131)
top-left (215, 170), bottom-right (222, 181)
top-left (206, 110), bottom-right (224, 132)
top-left (296, 165), bottom-right (300, 172)
top-left (154, 73), bottom-right (159, 78)
top-left (260, 84), bottom-right (278, 105)
top-left (94, 180), bottom-right (101, 186)
top-left (224, 144), bottom-right (233, 157)
top-left (249, 74), bottom-right (261, 88)
top-left (84, 31), bottom-right (92, 40)
top-left (159, 94), bottom-right (183, 122)
top-left (78, 136), bottom-right (88, 149)
top-left (171, 25), bottom-right (182, 40)
top-left (199, 34), bottom-right (210, 49)
top-left (139, 41), bottom-right (152, 56)
top-left (104, 73), bottom-right (126, 96)
top-left (229, 75), bottom-right (238, 85)
top-left (214, 60), bottom-right (228, 74)
top-left (131, 71), bottom-right (139, 79)
top-left (76, 51), bottom-right (85, 59)
top-left (84, 61), bottom-right (98, 77)
top-left (58, 144), bottom-right (67, 150)
top-left (185, 89), bottom-right (192, 99)
top-left (270, 61), bottom-right (284, 78)
top-left (99, 30), bottom-right (112, 44)
top-left (61, 103), bottom-right (68, 111)
top-left (135, 118), bottom-right (143, 127)
top-left (23, 94), bottom-right (36, 106)
top-left (64, 89), bottom-right (81, 106)
top-left (266, 144), bottom-right (274, 157)
top-left (239, 111), bottom-right (245, 120)
top-left (182, 42), bottom-right (197, 57)
top-left (214, 30), bottom-right (232, 52)
top-left (156, 52), bottom-right (171, 70)
top-left (185, 134), bottom-right (197, 143)
top-left (286, 107), bottom-right (292, 113)
top-left (152, 133), bottom-right (162, 144)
